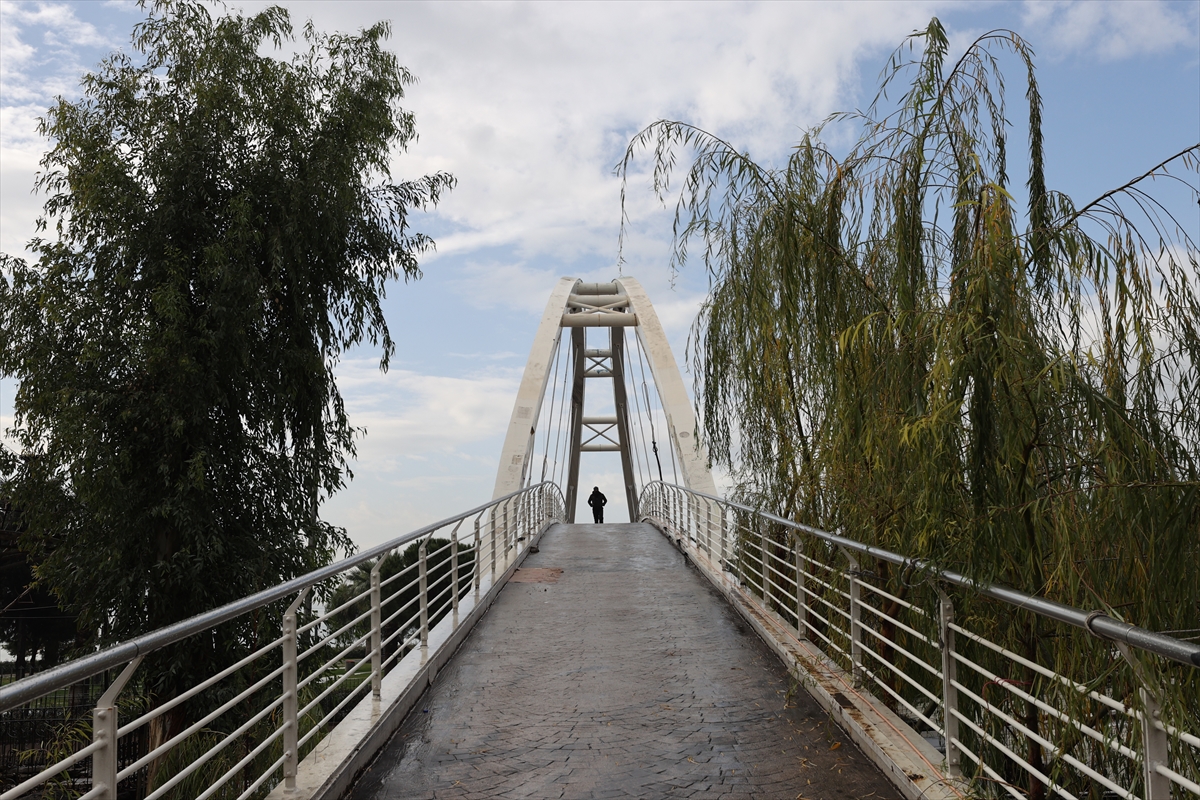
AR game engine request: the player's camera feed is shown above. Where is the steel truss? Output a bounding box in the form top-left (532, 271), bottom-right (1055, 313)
top-left (492, 277), bottom-right (717, 521)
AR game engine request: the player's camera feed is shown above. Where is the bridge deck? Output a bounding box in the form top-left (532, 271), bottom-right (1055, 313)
top-left (348, 522), bottom-right (901, 799)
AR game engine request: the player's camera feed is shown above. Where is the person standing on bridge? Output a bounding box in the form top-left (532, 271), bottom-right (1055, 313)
top-left (588, 487), bottom-right (607, 523)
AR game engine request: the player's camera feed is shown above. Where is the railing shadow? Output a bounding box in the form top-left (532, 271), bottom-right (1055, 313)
top-left (0, 483), bottom-right (566, 800)
top-left (640, 481), bottom-right (1200, 800)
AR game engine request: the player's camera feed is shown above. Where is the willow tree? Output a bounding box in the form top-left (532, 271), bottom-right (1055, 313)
top-left (621, 19), bottom-right (1198, 796)
top-left (0, 0), bottom-right (451, 754)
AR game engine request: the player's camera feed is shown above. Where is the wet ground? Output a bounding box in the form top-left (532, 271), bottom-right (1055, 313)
top-left (346, 522), bottom-right (902, 800)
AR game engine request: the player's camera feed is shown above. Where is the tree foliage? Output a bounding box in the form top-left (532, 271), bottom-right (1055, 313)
top-left (0, 501), bottom-right (78, 676)
top-left (620, 18), bottom-right (1198, 791)
top-left (0, 0), bottom-right (452, 694)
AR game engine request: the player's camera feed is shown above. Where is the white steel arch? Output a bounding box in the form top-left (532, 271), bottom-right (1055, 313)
top-left (491, 276), bottom-right (576, 500)
top-left (492, 276), bottom-right (716, 515)
top-left (619, 276), bottom-right (717, 496)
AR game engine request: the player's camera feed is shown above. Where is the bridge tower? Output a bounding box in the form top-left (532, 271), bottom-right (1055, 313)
top-left (492, 277), bottom-right (716, 521)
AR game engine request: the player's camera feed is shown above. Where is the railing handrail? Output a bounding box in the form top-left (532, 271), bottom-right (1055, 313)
top-left (0, 482), bottom-right (563, 712)
top-left (641, 481), bottom-right (1200, 669)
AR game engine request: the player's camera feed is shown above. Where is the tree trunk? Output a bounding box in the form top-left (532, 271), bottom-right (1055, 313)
top-left (147, 703), bottom-right (187, 791)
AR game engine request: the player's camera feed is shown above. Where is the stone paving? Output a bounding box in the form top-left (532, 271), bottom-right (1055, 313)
top-left (347, 522), bottom-right (902, 800)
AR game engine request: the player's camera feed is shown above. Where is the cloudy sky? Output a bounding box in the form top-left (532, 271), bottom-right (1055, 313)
top-left (2, 0), bottom-right (1197, 551)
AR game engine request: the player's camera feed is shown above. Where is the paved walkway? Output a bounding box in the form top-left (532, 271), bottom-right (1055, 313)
top-left (347, 523), bottom-right (901, 800)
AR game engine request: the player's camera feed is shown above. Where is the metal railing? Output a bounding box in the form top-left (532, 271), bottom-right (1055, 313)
top-left (640, 481), bottom-right (1200, 800)
top-left (0, 482), bottom-right (565, 800)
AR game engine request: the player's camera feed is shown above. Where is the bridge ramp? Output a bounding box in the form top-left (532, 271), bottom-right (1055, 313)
top-left (348, 522), bottom-right (900, 799)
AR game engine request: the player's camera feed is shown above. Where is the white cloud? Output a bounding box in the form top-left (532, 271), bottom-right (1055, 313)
top-left (4, 0), bottom-right (1196, 554)
top-left (256, 1), bottom-right (939, 267)
top-left (318, 357), bottom-right (522, 546)
top-left (450, 260), bottom-right (564, 314)
top-left (0, 2), bottom-right (133, 259)
top-left (0, 377), bottom-right (17, 456)
top-left (0, 2), bottom-right (114, 102)
top-left (335, 358), bottom-right (520, 457)
top-left (1021, 0), bottom-right (1199, 60)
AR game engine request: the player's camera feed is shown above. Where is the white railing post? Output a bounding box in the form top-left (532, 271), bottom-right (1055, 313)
top-left (522, 491), bottom-right (529, 542)
top-left (419, 539), bottom-right (429, 649)
top-left (282, 587), bottom-right (310, 789)
top-left (842, 548), bottom-right (863, 686)
top-left (503, 500), bottom-right (511, 562)
top-left (936, 586), bottom-right (961, 777)
top-left (1140, 688), bottom-right (1171, 797)
top-left (794, 532), bottom-right (808, 639)
top-left (704, 500), bottom-right (712, 557)
top-left (720, 506), bottom-right (727, 567)
top-left (759, 517), bottom-right (770, 599)
top-left (683, 492), bottom-right (689, 540)
top-left (490, 509), bottom-right (497, 580)
top-left (92, 655), bottom-right (143, 800)
top-left (474, 517), bottom-right (482, 595)
top-left (451, 521), bottom-right (461, 624)
top-left (514, 494), bottom-right (522, 547)
top-left (686, 494), bottom-right (694, 545)
top-left (371, 555), bottom-right (386, 700)
top-left (735, 515), bottom-right (748, 584)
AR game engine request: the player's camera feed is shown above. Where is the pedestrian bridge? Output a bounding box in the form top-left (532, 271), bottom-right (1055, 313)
top-left (3, 278), bottom-right (1199, 800)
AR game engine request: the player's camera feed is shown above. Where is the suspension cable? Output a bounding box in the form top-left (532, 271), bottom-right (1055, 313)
top-left (539, 333), bottom-right (565, 483)
top-left (626, 334), bottom-right (653, 487)
top-left (551, 337), bottom-right (572, 489)
top-left (632, 331), bottom-right (666, 483)
top-left (640, 332), bottom-right (680, 485)
top-left (620, 335), bottom-right (647, 489)
top-left (556, 335), bottom-right (573, 488)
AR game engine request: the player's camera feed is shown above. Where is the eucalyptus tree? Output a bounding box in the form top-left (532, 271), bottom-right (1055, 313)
top-left (0, 0), bottom-right (451, 746)
top-left (621, 19), bottom-right (1198, 796)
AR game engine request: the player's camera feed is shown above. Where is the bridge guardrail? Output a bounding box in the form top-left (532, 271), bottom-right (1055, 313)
top-left (0, 482), bottom-right (565, 800)
top-left (640, 481), bottom-right (1200, 800)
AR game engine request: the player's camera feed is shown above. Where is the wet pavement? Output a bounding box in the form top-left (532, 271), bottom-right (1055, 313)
top-left (347, 522), bottom-right (902, 800)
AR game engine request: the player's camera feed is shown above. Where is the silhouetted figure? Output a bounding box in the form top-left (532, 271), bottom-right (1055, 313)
top-left (588, 487), bottom-right (607, 523)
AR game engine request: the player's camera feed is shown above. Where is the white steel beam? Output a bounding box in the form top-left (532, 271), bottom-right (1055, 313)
top-left (567, 294), bottom-right (629, 309)
top-left (492, 277), bottom-right (578, 499)
top-left (616, 276), bottom-right (718, 495)
top-left (560, 312), bottom-right (638, 327)
top-left (574, 282), bottom-right (619, 295)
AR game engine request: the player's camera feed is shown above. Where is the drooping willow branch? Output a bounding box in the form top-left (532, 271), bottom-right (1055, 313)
top-left (617, 19), bottom-right (1199, 793)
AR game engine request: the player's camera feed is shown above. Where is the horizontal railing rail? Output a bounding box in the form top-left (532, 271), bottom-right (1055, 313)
top-left (640, 480), bottom-right (1200, 800)
top-left (0, 482), bottom-right (565, 800)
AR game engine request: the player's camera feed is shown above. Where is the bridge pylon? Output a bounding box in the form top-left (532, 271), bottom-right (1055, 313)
top-left (492, 277), bottom-right (716, 521)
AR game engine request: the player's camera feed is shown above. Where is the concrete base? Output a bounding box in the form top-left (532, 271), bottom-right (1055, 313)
top-left (644, 516), bottom-right (969, 800)
top-left (265, 519), bottom-right (559, 800)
